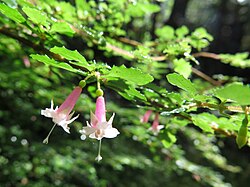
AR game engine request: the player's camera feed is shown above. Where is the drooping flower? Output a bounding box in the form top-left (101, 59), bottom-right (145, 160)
top-left (140, 110), bottom-right (153, 123)
top-left (41, 86), bottom-right (82, 133)
top-left (149, 113), bottom-right (164, 135)
top-left (80, 96), bottom-right (120, 140)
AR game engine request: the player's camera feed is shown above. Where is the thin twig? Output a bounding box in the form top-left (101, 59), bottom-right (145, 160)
top-left (118, 37), bottom-right (142, 46)
top-left (106, 43), bottom-right (134, 58)
top-left (191, 67), bottom-right (222, 86)
top-left (192, 52), bottom-right (220, 60)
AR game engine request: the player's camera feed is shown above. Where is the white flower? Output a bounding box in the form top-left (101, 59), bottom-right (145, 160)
top-left (41, 100), bottom-right (79, 133)
top-left (149, 124), bottom-right (164, 135)
top-left (80, 112), bottom-right (119, 140)
top-left (80, 96), bottom-right (120, 140)
top-left (41, 86), bottom-right (82, 133)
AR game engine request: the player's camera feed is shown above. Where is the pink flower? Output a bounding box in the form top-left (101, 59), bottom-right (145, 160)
top-left (41, 86), bottom-right (82, 133)
top-left (80, 96), bottom-right (120, 140)
top-left (140, 110), bottom-right (153, 123)
top-left (149, 113), bottom-right (164, 135)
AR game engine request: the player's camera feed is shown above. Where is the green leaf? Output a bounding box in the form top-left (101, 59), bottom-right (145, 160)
top-left (107, 79), bottom-right (146, 101)
top-left (219, 52), bottom-right (250, 68)
top-left (76, 0), bottom-right (90, 19)
top-left (167, 73), bottom-right (197, 94)
top-left (190, 27), bottom-right (213, 50)
top-left (236, 116), bottom-right (249, 149)
top-left (50, 22), bottom-right (75, 37)
top-left (176, 26), bottom-right (189, 39)
top-left (50, 46), bottom-right (87, 63)
top-left (106, 65), bottom-right (154, 86)
top-left (213, 83), bottom-right (250, 105)
top-left (30, 54), bottom-right (83, 74)
top-left (126, 2), bottom-right (160, 17)
top-left (140, 3), bottom-right (160, 13)
top-left (191, 27), bottom-right (213, 41)
top-left (0, 3), bottom-right (25, 23)
top-left (161, 132), bottom-right (177, 148)
top-left (22, 7), bottom-right (47, 25)
top-left (50, 46), bottom-right (93, 71)
top-left (155, 26), bottom-right (175, 40)
top-left (173, 58), bottom-right (192, 78)
top-left (192, 113), bottom-right (215, 133)
top-left (163, 40), bottom-right (191, 56)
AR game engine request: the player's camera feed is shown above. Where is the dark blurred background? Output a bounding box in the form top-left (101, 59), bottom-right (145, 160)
top-left (164, 0), bottom-right (250, 80)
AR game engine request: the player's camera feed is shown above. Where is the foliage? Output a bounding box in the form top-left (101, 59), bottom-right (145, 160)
top-left (0, 0), bottom-right (250, 187)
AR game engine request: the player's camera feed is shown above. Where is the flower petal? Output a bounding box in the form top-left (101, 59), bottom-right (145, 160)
top-left (41, 108), bottom-right (56, 118)
top-left (58, 121), bottom-right (70, 133)
top-left (65, 113), bottom-right (79, 124)
top-left (57, 86), bottom-right (82, 115)
top-left (157, 125), bottom-right (164, 130)
top-left (90, 111), bottom-right (99, 127)
top-left (80, 123), bottom-right (96, 135)
top-left (104, 127), bottom-right (120, 138)
top-left (107, 113), bottom-right (115, 126)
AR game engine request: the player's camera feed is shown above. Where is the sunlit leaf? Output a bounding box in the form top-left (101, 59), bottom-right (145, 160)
top-left (22, 7), bottom-right (47, 25)
top-left (213, 83), bottom-right (250, 105)
top-left (50, 46), bottom-right (87, 63)
top-left (30, 54), bottom-right (83, 74)
top-left (173, 58), bottom-right (192, 78)
top-left (0, 3), bottom-right (25, 23)
top-left (106, 65), bottom-right (154, 86)
top-left (50, 22), bottom-right (75, 37)
top-left (192, 113), bottom-right (215, 133)
top-left (167, 73), bottom-right (197, 94)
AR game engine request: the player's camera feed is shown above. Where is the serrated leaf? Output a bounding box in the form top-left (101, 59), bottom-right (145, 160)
top-left (0, 3), bottom-right (25, 23)
top-left (173, 58), bottom-right (192, 78)
top-left (50, 46), bottom-right (86, 63)
top-left (190, 27), bottom-right (213, 51)
top-left (106, 65), bottom-right (154, 86)
top-left (191, 27), bottom-right (213, 41)
top-left (30, 54), bottom-right (80, 74)
top-left (22, 7), bottom-right (47, 25)
top-left (192, 113), bottom-right (215, 133)
top-left (50, 46), bottom-right (93, 71)
top-left (50, 22), bottom-right (75, 37)
top-left (107, 79), bottom-right (146, 101)
top-left (213, 83), bottom-right (250, 105)
top-left (167, 73), bottom-right (197, 94)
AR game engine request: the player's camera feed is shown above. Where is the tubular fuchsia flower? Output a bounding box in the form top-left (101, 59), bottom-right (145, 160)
top-left (140, 110), bottom-right (153, 123)
top-left (41, 86), bottom-right (82, 133)
top-left (149, 113), bottom-right (164, 135)
top-left (80, 96), bottom-right (120, 140)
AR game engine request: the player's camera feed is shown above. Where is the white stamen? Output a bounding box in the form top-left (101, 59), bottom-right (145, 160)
top-left (95, 139), bottom-right (102, 162)
top-left (43, 123), bottom-right (57, 144)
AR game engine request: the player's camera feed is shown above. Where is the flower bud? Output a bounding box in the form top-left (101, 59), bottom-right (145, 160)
top-left (79, 80), bottom-right (86, 88)
top-left (96, 89), bottom-right (104, 96)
